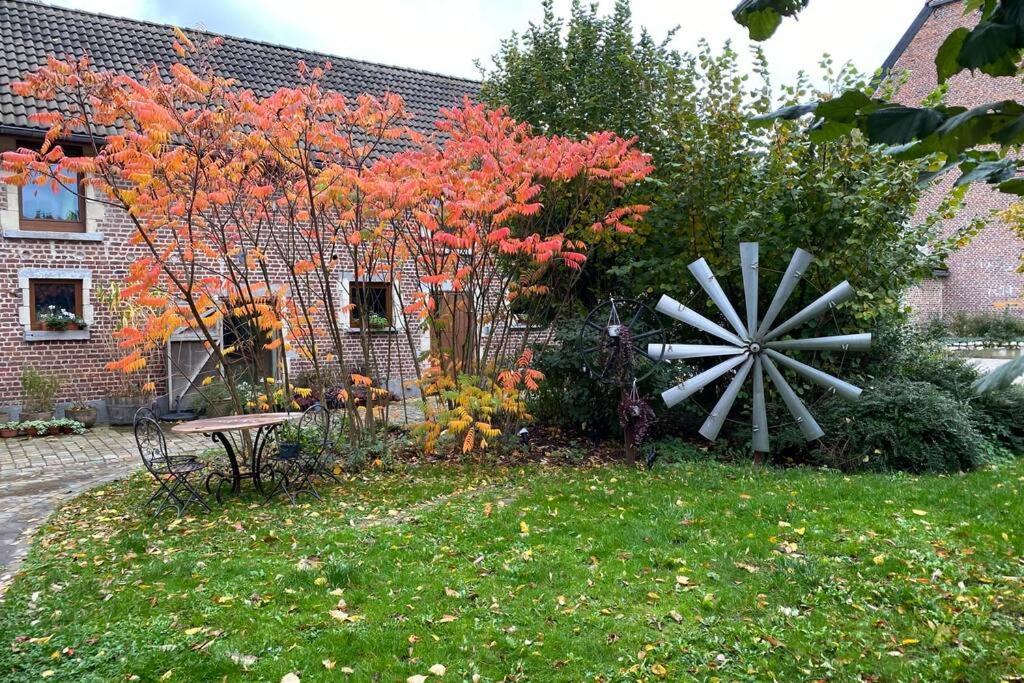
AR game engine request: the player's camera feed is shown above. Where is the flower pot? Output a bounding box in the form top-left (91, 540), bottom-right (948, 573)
top-left (65, 406), bottom-right (98, 428)
top-left (23, 426), bottom-right (39, 437)
top-left (21, 410), bottom-right (53, 422)
top-left (0, 428), bottom-right (17, 438)
top-left (47, 425), bottom-right (60, 436)
top-left (106, 395), bottom-right (147, 426)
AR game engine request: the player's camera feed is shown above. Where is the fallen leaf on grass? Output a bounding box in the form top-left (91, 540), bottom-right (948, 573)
top-left (407, 676), bottom-right (427, 683)
top-left (281, 674), bottom-right (300, 683)
top-left (651, 663), bottom-right (667, 677)
top-left (429, 663), bottom-right (447, 675)
top-left (912, 509), bottom-right (928, 516)
top-left (323, 660), bottom-right (335, 670)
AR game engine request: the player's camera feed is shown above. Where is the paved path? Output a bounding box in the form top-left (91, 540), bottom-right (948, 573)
top-left (0, 426), bottom-right (206, 596)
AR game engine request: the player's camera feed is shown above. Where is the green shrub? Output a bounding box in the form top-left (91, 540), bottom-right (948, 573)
top-left (529, 320), bottom-right (688, 439)
top-left (815, 378), bottom-right (986, 473)
top-left (971, 385), bottom-right (1024, 453)
top-left (20, 367), bottom-right (60, 412)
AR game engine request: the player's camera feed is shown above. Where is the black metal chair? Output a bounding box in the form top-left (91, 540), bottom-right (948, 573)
top-left (134, 416), bottom-right (210, 517)
top-left (265, 404), bottom-right (330, 504)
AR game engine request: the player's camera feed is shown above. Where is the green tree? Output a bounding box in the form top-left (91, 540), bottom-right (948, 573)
top-left (483, 1), bottom-right (972, 324)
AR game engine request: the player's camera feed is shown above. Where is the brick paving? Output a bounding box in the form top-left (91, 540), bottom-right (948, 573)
top-left (0, 425), bottom-right (206, 596)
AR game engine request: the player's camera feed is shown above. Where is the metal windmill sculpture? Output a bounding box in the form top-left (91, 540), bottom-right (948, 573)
top-left (650, 242), bottom-right (871, 454)
top-left (578, 298), bottom-right (666, 464)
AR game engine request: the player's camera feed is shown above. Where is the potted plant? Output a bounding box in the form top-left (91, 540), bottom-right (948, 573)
top-left (65, 392), bottom-right (98, 428)
top-left (46, 420), bottom-right (61, 436)
top-left (0, 422), bottom-right (19, 438)
top-left (21, 420), bottom-right (47, 437)
top-left (38, 305), bottom-right (87, 332)
top-left (106, 385), bottom-right (153, 426)
top-left (368, 313), bottom-right (390, 331)
top-left (276, 421), bottom-right (302, 459)
top-left (52, 418), bottom-right (86, 435)
top-left (20, 367), bottom-right (60, 422)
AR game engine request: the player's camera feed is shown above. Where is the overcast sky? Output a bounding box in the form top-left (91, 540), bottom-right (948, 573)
top-left (45, 0), bottom-right (926, 86)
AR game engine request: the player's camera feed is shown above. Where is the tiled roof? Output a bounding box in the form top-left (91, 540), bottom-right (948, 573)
top-left (0, 0), bottom-right (480, 153)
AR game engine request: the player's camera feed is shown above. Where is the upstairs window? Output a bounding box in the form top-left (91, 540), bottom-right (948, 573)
top-left (17, 142), bottom-right (85, 233)
top-left (349, 281), bottom-right (392, 329)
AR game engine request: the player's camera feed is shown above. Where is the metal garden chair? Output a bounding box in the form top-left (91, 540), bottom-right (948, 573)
top-left (264, 403), bottom-right (330, 504)
top-left (134, 415), bottom-right (210, 517)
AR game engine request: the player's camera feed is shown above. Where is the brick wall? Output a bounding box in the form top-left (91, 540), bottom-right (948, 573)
top-left (890, 0), bottom-right (1024, 320)
top-left (0, 134), bottom-right (437, 416)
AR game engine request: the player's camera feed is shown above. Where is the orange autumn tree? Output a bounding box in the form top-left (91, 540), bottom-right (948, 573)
top-left (1, 34), bottom-right (652, 453)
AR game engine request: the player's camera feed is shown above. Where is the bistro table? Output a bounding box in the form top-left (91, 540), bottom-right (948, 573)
top-left (171, 412), bottom-right (296, 497)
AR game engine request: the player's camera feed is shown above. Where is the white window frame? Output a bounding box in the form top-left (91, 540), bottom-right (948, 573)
top-left (19, 267), bottom-right (94, 341)
top-left (338, 271), bottom-right (404, 333)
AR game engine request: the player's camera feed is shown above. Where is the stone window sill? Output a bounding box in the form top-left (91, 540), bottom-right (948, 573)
top-left (24, 329), bottom-right (91, 342)
top-left (3, 229), bottom-right (104, 242)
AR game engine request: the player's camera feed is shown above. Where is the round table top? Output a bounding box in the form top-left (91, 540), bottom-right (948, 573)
top-left (170, 412), bottom-right (297, 434)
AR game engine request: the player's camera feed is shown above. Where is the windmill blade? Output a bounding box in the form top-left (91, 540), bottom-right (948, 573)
top-left (688, 258), bottom-right (748, 339)
top-left (699, 357), bottom-right (754, 441)
top-left (762, 355), bottom-right (825, 441)
top-left (766, 333), bottom-right (872, 353)
top-left (751, 356), bottom-right (770, 453)
top-left (764, 349), bottom-right (863, 401)
top-left (740, 242), bottom-right (759, 336)
top-left (648, 344), bottom-right (746, 360)
top-left (655, 295), bottom-right (745, 347)
top-left (662, 354), bottom-right (747, 408)
top-left (763, 281), bottom-right (856, 341)
top-left (755, 248), bottom-right (813, 339)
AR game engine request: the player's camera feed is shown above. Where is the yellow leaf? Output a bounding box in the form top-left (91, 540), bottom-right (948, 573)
top-left (794, 527), bottom-right (806, 536)
top-left (42, 672), bottom-right (55, 680)
top-left (901, 638), bottom-right (919, 645)
top-left (429, 663), bottom-right (447, 676)
top-left (676, 575), bottom-right (692, 586)
top-left (322, 660), bottom-right (335, 670)
top-left (184, 626), bottom-right (203, 636)
top-left (160, 672), bottom-right (174, 681)
top-left (483, 502), bottom-right (493, 517)
top-left (519, 520), bottom-right (529, 534)
top-left (651, 663), bottom-right (668, 677)
top-left (646, 592), bottom-right (661, 601)
top-left (912, 509), bottom-right (928, 516)
top-left (873, 554), bottom-right (886, 565)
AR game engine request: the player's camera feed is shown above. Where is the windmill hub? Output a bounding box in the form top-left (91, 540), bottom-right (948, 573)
top-left (747, 341), bottom-right (762, 355)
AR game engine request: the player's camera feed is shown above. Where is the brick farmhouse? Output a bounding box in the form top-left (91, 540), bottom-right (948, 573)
top-left (0, 0), bottom-right (480, 421)
top-left (887, 0), bottom-right (1024, 321)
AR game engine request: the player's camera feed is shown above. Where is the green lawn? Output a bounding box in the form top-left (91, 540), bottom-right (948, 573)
top-left (1, 459), bottom-right (1022, 682)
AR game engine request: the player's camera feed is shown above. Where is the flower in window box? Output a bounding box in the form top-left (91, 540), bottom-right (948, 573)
top-left (367, 313), bottom-right (390, 330)
top-left (39, 306), bottom-right (87, 331)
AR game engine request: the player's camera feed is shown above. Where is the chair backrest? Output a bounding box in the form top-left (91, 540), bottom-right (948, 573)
top-left (134, 416), bottom-right (170, 473)
top-left (134, 405), bottom-right (158, 426)
top-left (297, 403), bottom-right (330, 458)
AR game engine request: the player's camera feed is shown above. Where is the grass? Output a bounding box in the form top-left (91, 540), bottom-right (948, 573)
top-left (1, 458), bottom-right (1023, 682)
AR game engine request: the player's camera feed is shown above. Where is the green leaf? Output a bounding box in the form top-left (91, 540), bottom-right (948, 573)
top-left (815, 90), bottom-right (872, 122)
top-left (954, 158), bottom-right (1017, 186)
top-left (732, 0), bottom-right (809, 41)
top-left (997, 177), bottom-right (1024, 194)
top-left (808, 119), bottom-right (855, 143)
top-left (751, 102), bottom-right (817, 123)
top-left (935, 27), bottom-right (970, 83)
top-left (865, 107), bottom-right (945, 145)
top-left (991, 114), bottom-right (1024, 145)
top-left (959, 22), bottom-right (1020, 70)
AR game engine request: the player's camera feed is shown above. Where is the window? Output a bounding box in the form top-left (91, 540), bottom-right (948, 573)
top-left (349, 281), bottom-right (392, 329)
top-left (17, 142), bottom-right (85, 233)
top-left (29, 279), bottom-right (83, 330)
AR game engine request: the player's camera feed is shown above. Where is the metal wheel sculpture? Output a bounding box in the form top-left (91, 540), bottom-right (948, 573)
top-left (650, 242), bottom-right (871, 453)
top-left (578, 298), bottom-right (665, 383)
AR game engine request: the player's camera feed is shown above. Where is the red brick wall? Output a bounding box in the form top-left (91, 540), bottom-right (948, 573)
top-left (890, 0), bottom-right (1024, 320)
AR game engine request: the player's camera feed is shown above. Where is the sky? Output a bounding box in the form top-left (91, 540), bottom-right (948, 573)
top-left (44, 0), bottom-right (926, 86)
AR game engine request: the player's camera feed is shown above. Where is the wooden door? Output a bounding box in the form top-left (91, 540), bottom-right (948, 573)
top-left (432, 292), bottom-right (476, 376)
